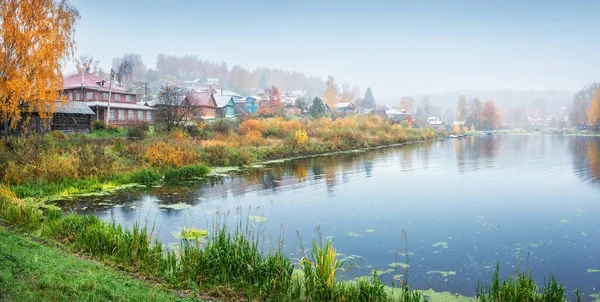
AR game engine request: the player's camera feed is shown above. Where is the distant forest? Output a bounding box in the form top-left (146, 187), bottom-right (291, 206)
top-left (74, 53), bottom-right (329, 97)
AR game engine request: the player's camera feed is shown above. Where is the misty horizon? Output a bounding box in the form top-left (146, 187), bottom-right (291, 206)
top-left (68, 0), bottom-right (599, 98)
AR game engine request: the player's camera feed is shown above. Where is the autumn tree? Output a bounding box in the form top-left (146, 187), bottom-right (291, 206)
top-left (481, 100), bottom-right (501, 130)
top-left (155, 85), bottom-right (196, 131)
top-left (362, 87), bottom-right (375, 109)
top-left (75, 55), bottom-right (102, 74)
top-left (0, 0), bottom-right (80, 137)
top-left (258, 86), bottom-right (284, 116)
top-left (570, 83), bottom-right (598, 126)
top-left (455, 95), bottom-right (468, 121)
top-left (112, 53), bottom-right (147, 88)
top-left (310, 97), bottom-right (327, 118)
top-left (399, 97), bottom-right (414, 112)
top-left (341, 83), bottom-right (354, 103)
top-left (467, 98), bottom-right (483, 128)
top-left (587, 86), bottom-right (600, 126)
top-left (323, 76), bottom-right (339, 109)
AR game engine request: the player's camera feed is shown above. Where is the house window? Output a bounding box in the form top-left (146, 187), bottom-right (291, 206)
top-left (102, 92), bottom-right (109, 100)
top-left (68, 92), bottom-right (73, 101)
top-left (137, 110), bottom-right (143, 120)
top-left (75, 91), bottom-right (80, 100)
top-left (86, 92), bottom-right (93, 100)
top-left (109, 109), bottom-right (116, 120)
top-left (126, 95), bottom-right (132, 102)
top-left (114, 94), bottom-right (121, 101)
top-left (146, 111), bottom-right (153, 121)
top-left (118, 109), bottom-right (125, 120)
top-left (128, 110), bottom-right (134, 119)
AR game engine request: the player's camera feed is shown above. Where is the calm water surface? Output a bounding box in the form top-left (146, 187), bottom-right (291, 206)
top-left (57, 135), bottom-right (600, 297)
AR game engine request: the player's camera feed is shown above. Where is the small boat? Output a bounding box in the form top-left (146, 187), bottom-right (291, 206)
top-left (485, 131), bottom-right (493, 135)
top-left (448, 135), bottom-right (458, 139)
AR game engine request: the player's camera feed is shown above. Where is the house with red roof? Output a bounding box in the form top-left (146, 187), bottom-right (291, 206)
top-left (183, 92), bottom-right (217, 119)
top-left (63, 71), bottom-right (154, 125)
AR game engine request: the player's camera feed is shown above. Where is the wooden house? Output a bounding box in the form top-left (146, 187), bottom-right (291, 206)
top-left (63, 71), bottom-right (154, 125)
top-left (184, 92), bottom-right (217, 119)
top-left (214, 95), bottom-right (237, 118)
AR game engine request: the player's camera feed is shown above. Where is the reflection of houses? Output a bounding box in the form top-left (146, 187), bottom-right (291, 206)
top-left (63, 71), bottom-right (155, 124)
top-left (427, 117), bottom-right (444, 126)
top-left (336, 102), bottom-right (356, 115)
top-left (453, 121), bottom-right (466, 128)
top-left (184, 92), bottom-right (217, 119)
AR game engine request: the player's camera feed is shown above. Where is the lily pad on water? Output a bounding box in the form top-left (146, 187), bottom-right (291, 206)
top-left (172, 227), bottom-right (209, 240)
top-left (559, 219), bottom-right (570, 223)
top-left (427, 270), bottom-right (457, 277)
top-left (365, 229), bottom-right (375, 233)
top-left (432, 242), bottom-right (449, 249)
top-left (158, 203), bottom-right (193, 210)
top-left (529, 243), bottom-right (539, 247)
top-left (388, 262), bottom-right (409, 269)
top-left (348, 232), bottom-right (361, 237)
top-left (587, 269), bottom-right (600, 273)
top-left (249, 215), bottom-right (268, 223)
top-left (372, 268), bottom-right (395, 276)
top-left (582, 232), bottom-right (588, 236)
top-left (575, 208), bottom-right (583, 216)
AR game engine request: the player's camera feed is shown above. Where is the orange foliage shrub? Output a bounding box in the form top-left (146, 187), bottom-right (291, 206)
top-left (239, 119), bottom-right (267, 135)
top-left (144, 141), bottom-right (197, 167)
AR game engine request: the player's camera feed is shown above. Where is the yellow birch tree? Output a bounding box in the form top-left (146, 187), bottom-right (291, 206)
top-left (587, 87), bottom-right (600, 126)
top-left (0, 0), bottom-right (79, 136)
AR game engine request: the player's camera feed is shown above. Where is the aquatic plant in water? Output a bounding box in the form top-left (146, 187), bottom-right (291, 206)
top-left (157, 203), bottom-right (192, 210)
top-left (427, 270), bottom-right (456, 277)
top-left (178, 227), bottom-right (209, 240)
top-left (587, 269), bottom-right (600, 273)
top-left (388, 262), bottom-right (409, 269)
top-left (347, 232), bottom-right (361, 237)
top-left (432, 242), bottom-right (449, 249)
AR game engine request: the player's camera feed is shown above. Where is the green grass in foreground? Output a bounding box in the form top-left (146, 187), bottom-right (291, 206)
top-left (0, 227), bottom-right (192, 302)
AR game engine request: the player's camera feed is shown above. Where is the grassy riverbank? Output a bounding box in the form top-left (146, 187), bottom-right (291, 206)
top-left (0, 186), bottom-right (587, 302)
top-left (0, 115), bottom-right (438, 199)
top-left (0, 227), bottom-right (192, 302)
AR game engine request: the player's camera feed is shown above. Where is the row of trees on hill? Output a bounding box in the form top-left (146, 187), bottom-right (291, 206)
top-left (455, 96), bottom-right (501, 130)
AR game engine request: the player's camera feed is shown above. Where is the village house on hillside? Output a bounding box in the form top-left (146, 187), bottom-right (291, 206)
top-left (336, 102), bottom-right (356, 116)
top-left (426, 117), bottom-right (444, 126)
top-left (214, 95), bottom-right (237, 118)
top-left (63, 71), bottom-right (154, 125)
top-left (184, 92), bottom-right (217, 119)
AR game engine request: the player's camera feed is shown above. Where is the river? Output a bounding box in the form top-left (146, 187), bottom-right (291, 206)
top-left (56, 135), bottom-right (600, 297)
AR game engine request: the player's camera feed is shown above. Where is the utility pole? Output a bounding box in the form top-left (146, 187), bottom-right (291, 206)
top-left (145, 82), bottom-right (148, 104)
top-left (106, 68), bottom-right (115, 125)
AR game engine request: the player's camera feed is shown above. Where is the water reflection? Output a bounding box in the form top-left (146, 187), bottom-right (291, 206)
top-left (570, 136), bottom-right (600, 184)
top-left (56, 135), bottom-right (600, 297)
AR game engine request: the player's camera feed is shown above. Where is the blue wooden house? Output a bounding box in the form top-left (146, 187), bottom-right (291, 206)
top-left (243, 96), bottom-right (258, 114)
top-left (214, 95), bottom-right (237, 118)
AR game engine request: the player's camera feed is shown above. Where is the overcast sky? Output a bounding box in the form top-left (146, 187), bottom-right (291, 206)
top-left (69, 0), bottom-right (599, 98)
